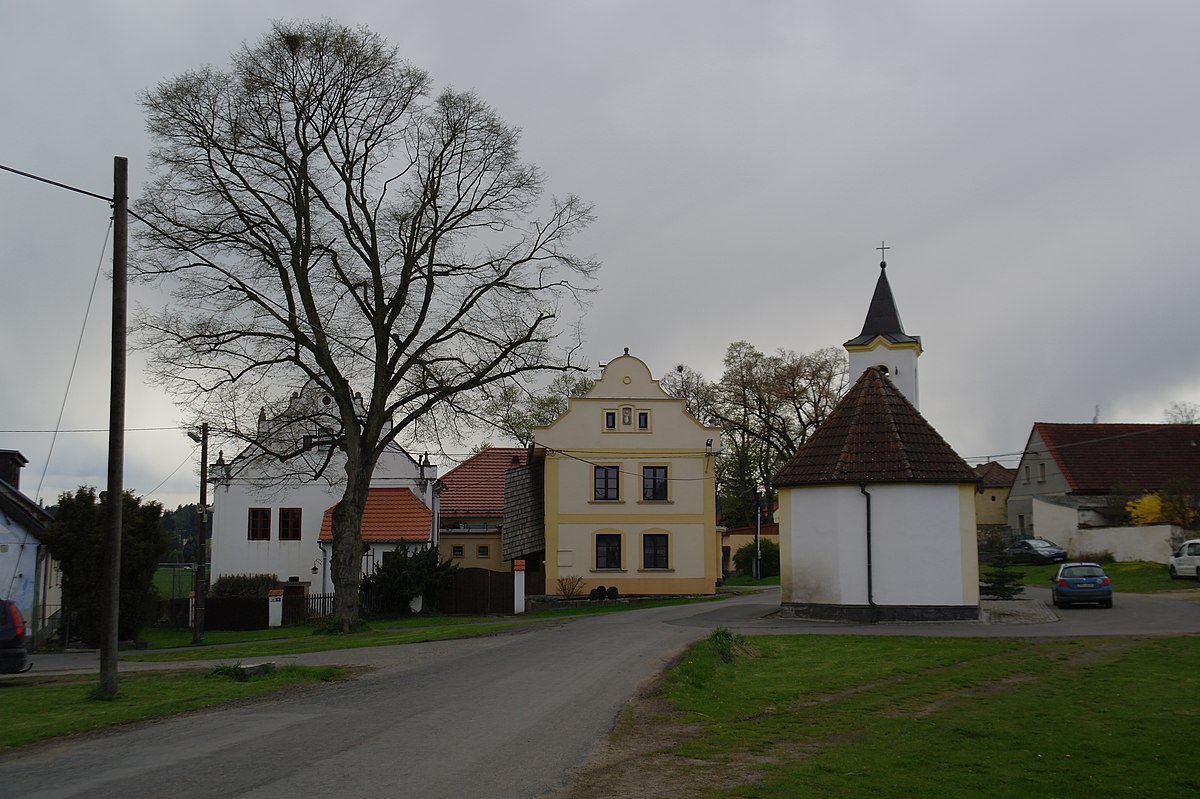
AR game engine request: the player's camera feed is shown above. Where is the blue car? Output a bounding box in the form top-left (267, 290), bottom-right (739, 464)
top-left (1050, 562), bottom-right (1113, 609)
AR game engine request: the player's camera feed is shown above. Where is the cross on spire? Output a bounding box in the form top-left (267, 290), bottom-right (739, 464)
top-left (877, 240), bottom-right (889, 269)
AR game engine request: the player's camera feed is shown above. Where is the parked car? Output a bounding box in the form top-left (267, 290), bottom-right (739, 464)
top-left (1004, 538), bottom-right (1067, 564)
top-left (1050, 562), bottom-right (1113, 609)
top-left (0, 598), bottom-right (30, 674)
top-left (1168, 538), bottom-right (1200, 579)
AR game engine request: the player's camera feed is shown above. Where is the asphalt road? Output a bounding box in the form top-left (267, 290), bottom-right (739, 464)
top-left (3, 587), bottom-right (1198, 798)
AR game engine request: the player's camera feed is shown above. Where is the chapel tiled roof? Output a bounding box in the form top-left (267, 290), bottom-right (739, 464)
top-left (440, 447), bottom-right (527, 518)
top-left (973, 460), bottom-right (1015, 488)
top-left (1033, 422), bottom-right (1200, 493)
top-left (318, 487), bottom-right (431, 542)
top-left (772, 367), bottom-right (977, 487)
top-left (843, 262), bottom-right (921, 349)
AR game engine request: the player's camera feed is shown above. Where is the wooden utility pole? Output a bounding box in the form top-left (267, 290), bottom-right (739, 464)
top-left (99, 156), bottom-right (128, 698)
top-left (190, 423), bottom-right (208, 643)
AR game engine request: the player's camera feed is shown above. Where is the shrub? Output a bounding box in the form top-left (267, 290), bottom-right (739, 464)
top-left (208, 573), bottom-right (279, 599)
top-left (360, 545), bottom-right (458, 616)
top-left (732, 539), bottom-right (780, 577)
top-left (556, 575), bottom-right (586, 599)
top-left (592, 585), bottom-right (607, 601)
top-left (979, 561), bottom-right (1026, 600)
top-left (605, 586), bottom-right (619, 600)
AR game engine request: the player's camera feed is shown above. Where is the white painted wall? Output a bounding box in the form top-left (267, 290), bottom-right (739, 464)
top-left (848, 344), bottom-right (919, 410)
top-left (210, 445), bottom-right (432, 587)
top-left (1066, 525), bottom-right (1183, 564)
top-left (781, 483), bottom-right (978, 607)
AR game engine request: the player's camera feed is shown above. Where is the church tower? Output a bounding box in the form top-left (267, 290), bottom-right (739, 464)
top-left (843, 248), bottom-right (921, 409)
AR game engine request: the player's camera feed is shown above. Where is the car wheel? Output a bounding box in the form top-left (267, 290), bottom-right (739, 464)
top-left (1169, 565), bottom-right (1179, 579)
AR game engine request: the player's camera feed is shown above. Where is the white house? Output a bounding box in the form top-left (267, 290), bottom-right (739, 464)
top-left (209, 388), bottom-right (437, 593)
top-left (0, 449), bottom-right (60, 646)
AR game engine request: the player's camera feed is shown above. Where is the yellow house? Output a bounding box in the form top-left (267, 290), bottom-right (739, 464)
top-left (531, 351), bottom-right (722, 595)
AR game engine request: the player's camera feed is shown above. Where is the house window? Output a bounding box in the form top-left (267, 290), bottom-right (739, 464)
top-left (596, 533), bottom-right (622, 569)
top-left (279, 508), bottom-right (302, 541)
top-left (451, 545), bottom-right (465, 558)
top-left (248, 508), bottom-right (271, 541)
top-left (1023, 466), bottom-right (1031, 484)
top-left (642, 466), bottom-right (668, 501)
top-left (637, 411), bottom-right (649, 430)
top-left (1038, 463), bottom-right (1046, 482)
top-left (605, 411), bottom-right (617, 430)
top-left (1018, 514), bottom-right (1026, 533)
top-left (477, 545), bottom-right (490, 559)
top-left (314, 429), bottom-right (336, 451)
top-left (643, 533), bottom-right (669, 569)
top-left (594, 465), bottom-right (620, 501)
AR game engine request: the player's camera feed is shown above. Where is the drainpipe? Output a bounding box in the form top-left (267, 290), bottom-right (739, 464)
top-left (859, 484), bottom-right (877, 622)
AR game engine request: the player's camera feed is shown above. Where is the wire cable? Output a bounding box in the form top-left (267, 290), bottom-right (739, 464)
top-left (32, 220), bottom-right (113, 504)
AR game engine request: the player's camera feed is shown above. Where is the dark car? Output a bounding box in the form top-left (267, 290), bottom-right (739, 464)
top-left (1050, 562), bottom-right (1114, 609)
top-left (0, 598), bottom-right (30, 674)
top-left (1003, 538), bottom-right (1067, 564)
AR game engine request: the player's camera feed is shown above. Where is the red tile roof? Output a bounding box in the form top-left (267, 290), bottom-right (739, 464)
top-left (974, 460), bottom-right (1015, 488)
top-left (772, 368), bottom-right (977, 487)
top-left (1033, 423), bottom-right (1200, 494)
top-left (440, 447), bottom-right (527, 519)
top-left (318, 487), bottom-right (432, 542)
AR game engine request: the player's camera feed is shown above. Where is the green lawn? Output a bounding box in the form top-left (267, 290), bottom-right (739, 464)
top-left (1006, 560), bottom-right (1198, 593)
top-left (0, 665), bottom-right (346, 748)
top-left (153, 565), bottom-right (197, 600)
top-left (651, 631), bottom-right (1200, 797)
top-left (721, 574), bottom-right (781, 587)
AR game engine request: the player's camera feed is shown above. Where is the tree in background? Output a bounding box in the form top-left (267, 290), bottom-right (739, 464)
top-left (135, 20), bottom-right (596, 631)
top-left (665, 342), bottom-right (847, 525)
top-left (481, 373), bottom-right (594, 444)
top-left (732, 539), bottom-right (780, 578)
top-left (1164, 401), bottom-right (1200, 424)
top-left (42, 488), bottom-right (167, 646)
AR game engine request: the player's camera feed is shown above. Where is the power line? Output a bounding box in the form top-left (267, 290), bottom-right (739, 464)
top-left (0, 162), bottom-right (112, 203)
top-left (0, 426), bottom-right (184, 433)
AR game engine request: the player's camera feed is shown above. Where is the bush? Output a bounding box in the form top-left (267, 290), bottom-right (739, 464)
top-left (980, 561), bottom-right (1026, 600)
top-left (360, 545), bottom-right (458, 616)
top-left (208, 573), bottom-right (279, 599)
top-left (732, 539), bottom-right (780, 577)
top-left (556, 575), bottom-right (586, 599)
top-left (605, 586), bottom-right (619, 600)
top-left (591, 585), bottom-right (607, 601)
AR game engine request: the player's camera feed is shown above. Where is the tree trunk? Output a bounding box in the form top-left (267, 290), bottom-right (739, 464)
top-left (330, 463), bottom-right (372, 632)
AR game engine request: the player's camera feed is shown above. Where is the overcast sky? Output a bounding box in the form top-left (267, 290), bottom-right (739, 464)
top-left (3, 1), bottom-right (1199, 510)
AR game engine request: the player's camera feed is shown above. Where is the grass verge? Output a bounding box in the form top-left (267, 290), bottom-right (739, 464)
top-left (124, 620), bottom-right (531, 662)
top-left (0, 665), bottom-right (346, 748)
top-left (720, 575), bottom-right (781, 587)
top-left (629, 632), bottom-right (1200, 798)
top-left (1014, 560), bottom-right (1199, 593)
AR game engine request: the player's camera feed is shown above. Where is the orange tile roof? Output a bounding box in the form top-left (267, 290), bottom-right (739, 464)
top-left (318, 487), bottom-right (432, 542)
top-left (439, 447), bottom-right (527, 518)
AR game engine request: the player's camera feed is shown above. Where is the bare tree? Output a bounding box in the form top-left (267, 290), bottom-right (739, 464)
top-left (1164, 401), bottom-right (1200, 424)
top-left (134, 20), bottom-right (597, 629)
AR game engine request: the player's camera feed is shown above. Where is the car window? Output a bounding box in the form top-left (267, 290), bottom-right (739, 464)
top-left (1188, 543), bottom-right (1200, 556)
top-left (1061, 566), bottom-right (1104, 578)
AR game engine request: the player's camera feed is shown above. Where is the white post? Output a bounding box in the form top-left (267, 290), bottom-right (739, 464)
top-left (513, 559), bottom-right (527, 615)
